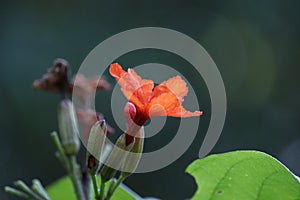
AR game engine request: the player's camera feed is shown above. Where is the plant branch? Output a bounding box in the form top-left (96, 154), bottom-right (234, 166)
top-left (90, 174), bottom-right (100, 200)
top-left (105, 176), bottom-right (126, 200)
top-left (4, 186), bottom-right (29, 199)
top-left (32, 179), bottom-right (50, 200)
top-left (68, 155), bottom-right (86, 200)
top-left (50, 132), bottom-right (70, 171)
top-left (51, 132), bottom-right (86, 200)
top-left (99, 177), bottom-right (106, 200)
top-left (14, 181), bottom-right (45, 200)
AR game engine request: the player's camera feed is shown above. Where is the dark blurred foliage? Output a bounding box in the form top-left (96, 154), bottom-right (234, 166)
top-left (1, 0), bottom-right (300, 199)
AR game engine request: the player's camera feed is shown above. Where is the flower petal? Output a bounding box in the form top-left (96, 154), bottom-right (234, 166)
top-left (167, 106), bottom-right (203, 117)
top-left (148, 86), bottom-right (180, 116)
top-left (109, 63), bottom-right (126, 81)
top-left (148, 104), bottom-right (167, 117)
top-left (148, 76), bottom-right (202, 118)
top-left (158, 76), bottom-right (188, 101)
top-left (110, 63), bottom-right (154, 108)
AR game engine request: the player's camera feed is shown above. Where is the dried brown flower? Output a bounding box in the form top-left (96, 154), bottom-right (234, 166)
top-left (33, 58), bottom-right (70, 95)
top-left (33, 58), bottom-right (111, 101)
top-left (33, 58), bottom-right (114, 138)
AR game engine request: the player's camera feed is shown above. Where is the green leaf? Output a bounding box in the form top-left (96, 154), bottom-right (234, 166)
top-left (46, 176), bottom-right (136, 200)
top-left (186, 151), bottom-right (300, 200)
top-left (46, 177), bottom-right (76, 200)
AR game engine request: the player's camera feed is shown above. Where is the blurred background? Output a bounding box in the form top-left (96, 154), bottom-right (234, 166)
top-left (1, 0), bottom-right (300, 199)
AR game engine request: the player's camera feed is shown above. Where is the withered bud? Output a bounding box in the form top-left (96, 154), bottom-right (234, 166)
top-left (33, 58), bottom-right (70, 95)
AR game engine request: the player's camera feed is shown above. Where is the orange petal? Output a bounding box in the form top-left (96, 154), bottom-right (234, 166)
top-left (148, 104), bottom-right (167, 117)
top-left (110, 63), bottom-right (154, 108)
top-left (158, 76), bottom-right (188, 101)
top-left (167, 106), bottom-right (203, 117)
top-left (110, 63), bottom-right (126, 81)
top-left (148, 75), bottom-right (202, 118)
top-left (148, 86), bottom-right (180, 116)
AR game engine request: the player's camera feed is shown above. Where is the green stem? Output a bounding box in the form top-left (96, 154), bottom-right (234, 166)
top-left (50, 132), bottom-right (70, 171)
top-left (107, 180), bottom-right (115, 197)
top-left (105, 176), bottom-right (126, 200)
top-left (69, 155), bottom-right (86, 200)
top-left (32, 179), bottom-right (50, 200)
top-left (99, 177), bottom-right (106, 200)
top-left (14, 181), bottom-right (44, 200)
top-left (51, 132), bottom-right (86, 200)
top-left (4, 186), bottom-right (29, 199)
top-left (90, 174), bottom-right (100, 200)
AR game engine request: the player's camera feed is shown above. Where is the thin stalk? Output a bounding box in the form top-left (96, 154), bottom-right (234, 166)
top-left (90, 174), bottom-right (100, 200)
top-left (69, 155), bottom-right (86, 200)
top-left (14, 181), bottom-right (44, 200)
top-left (99, 177), bottom-right (106, 200)
top-left (50, 132), bottom-right (70, 171)
top-left (107, 180), bottom-right (115, 197)
top-left (86, 177), bottom-right (94, 200)
top-left (4, 186), bottom-right (29, 199)
top-left (51, 132), bottom-right (86, 200)
top-left (82, 169), bottom-right (93, 200)
top-left (105, 176), bottom-right (126, 200)
top-left (32, 179), bottom-right (50, 200)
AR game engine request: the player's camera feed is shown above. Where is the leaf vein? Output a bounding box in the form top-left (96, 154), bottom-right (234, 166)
top-left (208, 157), bottom-right (254, 200)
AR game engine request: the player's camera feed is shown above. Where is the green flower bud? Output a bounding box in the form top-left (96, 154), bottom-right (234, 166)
top-left (58, 99), bottom-right (80, 155)
top-left (100, 134), bottom-right (135, 183)
top-left (121, 127), bottom-right (144, 177)
top-left (86, 120), bottom-right (107, 175)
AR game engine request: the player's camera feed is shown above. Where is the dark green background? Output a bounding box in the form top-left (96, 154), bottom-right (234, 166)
top-left (1, 1), bottom-right (300, 199)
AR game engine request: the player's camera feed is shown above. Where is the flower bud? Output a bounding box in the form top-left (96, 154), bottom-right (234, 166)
top-left (58, 99), bottom-right (80, 155)
top-left (124, 102), bottom-right (136, 125)
top-left (86, 120), bottom-right (107, 175)
top-left (121, 127), bottom-right (144, 177)
top-left (124, 102), bottom-right (142, 145)
top-left (100, 134), bottom-right (135, 183)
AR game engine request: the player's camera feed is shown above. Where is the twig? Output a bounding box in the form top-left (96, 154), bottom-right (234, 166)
top-left (105, 176), bottom-right (126, 200)
top-left (51, 132), bottom-right (86, 200)
top-left (69, 155), bottom-right (86, 200)
top-left (14, 181), bottom-right (44, 200)
top-left (32, 179), bottom-right (50, 200)
top-left (50, 132), bottom-right (70, 171)
top-left (99, 177), bottom-right (106, 200)
top-left (4, 186), bottom-right (29, 199)
top-left (90, 174), bottom-right (100, 200)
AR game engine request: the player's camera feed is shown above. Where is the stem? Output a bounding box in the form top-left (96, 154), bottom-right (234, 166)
top-left (105, 176), bottom-right (126, 200)
top-left (32, 179), bottom-right (50, 200)
top-left (50, 132), bottom-right (70, 171)
top-left (107, 180), bottom-right (115, 197)
top-left (99, 177), bottom-right (106, 200)
top-left (14, 181), bottom-right (44, 200)
top-left (86, 178), bottom-right (94, 200)
top-left (51, 132), bottom-right (86, 200)
top-left (4, 186), bottom-right (29, 199)
top-left (82, 168), bottom-right (92, 200)
top-left (69, 156), bottom-right (86, 200)
top-left (90, 174), bottom-right (100, 200)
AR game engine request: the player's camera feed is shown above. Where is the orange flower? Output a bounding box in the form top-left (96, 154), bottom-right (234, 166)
top-left (110, 63), bottom-right (202, 129)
